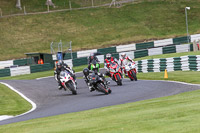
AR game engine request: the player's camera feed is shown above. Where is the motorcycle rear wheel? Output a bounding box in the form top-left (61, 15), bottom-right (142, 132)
top-left (96, 83), bottom-right (109, 95)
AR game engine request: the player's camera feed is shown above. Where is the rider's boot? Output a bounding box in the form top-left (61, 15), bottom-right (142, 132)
top-left (89, 86), bottom-right (95, 92)
top-left (58, 85), bottom-right (62, 90)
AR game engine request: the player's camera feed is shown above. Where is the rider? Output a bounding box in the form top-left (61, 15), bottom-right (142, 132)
top-left (54, 60), bottom-right (76, 90)
top-left (119, 53), bottom-right (135, 76)
top-left (104, 53), bottom-right (118, 77)
top-left (88, 53), bottom-right (100, 70)
top-left (84, 53), bottom-right (110, 92)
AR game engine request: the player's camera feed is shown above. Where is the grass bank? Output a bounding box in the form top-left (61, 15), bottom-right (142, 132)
top-left (0, 83), bottom-right (32, 116)
top-left (0, 84), bottom-right (200, 132)
top-left (0, 0), bottom-right (200, 60)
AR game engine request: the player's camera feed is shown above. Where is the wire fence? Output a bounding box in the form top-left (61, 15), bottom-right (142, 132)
top-left (0, 0), bottom-right (135, 18)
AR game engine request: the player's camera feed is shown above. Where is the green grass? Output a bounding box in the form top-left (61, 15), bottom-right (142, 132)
top-left (0, 83), bottom-right (32, 115)
top-left (1, 0), bottom-right (200, 60)
top-left (138, 71), bottom-right (200, 84)
top-left (0, 85), bottom-right (200, 132)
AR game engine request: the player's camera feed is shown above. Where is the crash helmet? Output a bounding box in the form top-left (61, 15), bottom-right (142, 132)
top-left (83, 68), bottom-right (89, 76)
top-left (90, 53), bottom-right (94, 60)
top-left (106, 53), bottom-right (111, 61)
top-left (57, 60), bottom-right (62, 69)
top-left (121, 53), bottom-right (126, 59)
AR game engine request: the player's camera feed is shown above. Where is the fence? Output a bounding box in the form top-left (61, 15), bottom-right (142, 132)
top-left (0, 0), bottom-right (134, 18)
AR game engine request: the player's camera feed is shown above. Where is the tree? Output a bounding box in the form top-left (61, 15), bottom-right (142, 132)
top-left (16, 0), bottom-right (22, 10)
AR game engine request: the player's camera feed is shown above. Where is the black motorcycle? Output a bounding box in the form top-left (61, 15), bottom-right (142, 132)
top-left (83, 60), bottom-right (111, 95)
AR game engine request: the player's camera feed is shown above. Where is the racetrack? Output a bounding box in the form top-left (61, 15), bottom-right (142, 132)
top-left (0, 77), bottom-right (199, 125)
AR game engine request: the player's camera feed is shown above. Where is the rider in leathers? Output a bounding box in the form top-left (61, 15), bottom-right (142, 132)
top-left (85, 53), bottom-right (109, 92)
top-left (54, 60), bottom-right (76, 90)
top-left (119, 53), bottom-right (135, 76)
top-left (104, 53), bottom-right (119, 77)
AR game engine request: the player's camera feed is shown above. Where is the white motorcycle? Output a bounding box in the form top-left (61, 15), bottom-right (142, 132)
top-left (124, 62), bottom-right (137, 81)
top-left (60, 70), bottom-right (77, 95)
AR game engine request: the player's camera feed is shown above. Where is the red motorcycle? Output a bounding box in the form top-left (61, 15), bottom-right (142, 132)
top-left (109, 62), bottom-right (123, 85)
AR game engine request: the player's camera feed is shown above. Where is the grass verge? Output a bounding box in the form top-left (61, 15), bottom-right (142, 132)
top-left (138, 71), bottom-right (200, 84)
top-left (0, 86), bottom-right (200, 132)
top-left (0, 83), bottom-right (32, 116)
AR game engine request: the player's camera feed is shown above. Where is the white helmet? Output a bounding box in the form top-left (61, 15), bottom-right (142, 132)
top-left (106, 53), bottom-right (111, 60)
top-left (121, 53), bottom-right (126, 59)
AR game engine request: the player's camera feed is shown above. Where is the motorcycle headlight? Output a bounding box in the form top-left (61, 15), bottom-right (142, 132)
top-left (116, 66), bottom-right (120, 72)
top-left (110, 68), bottom-right (115, 72)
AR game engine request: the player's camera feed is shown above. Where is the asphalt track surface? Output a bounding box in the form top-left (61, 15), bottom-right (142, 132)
top-left (0, 76), bottom-right (200, 125)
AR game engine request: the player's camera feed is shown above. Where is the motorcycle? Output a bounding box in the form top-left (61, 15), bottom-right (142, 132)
top-left (60, 70), bottom-right (77, 95)
top-left (109, 62), bottom-right (123, 85)
top-left (125, 62), bottom-right (137, 81)
top-left (88, 72), bottom-right (112, 95)
top-left (85, 60), bottom-right (111, 95)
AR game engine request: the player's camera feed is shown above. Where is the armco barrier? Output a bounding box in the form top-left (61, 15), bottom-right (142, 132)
top-left (190, 34), bottom-right (200, 42)
top-left (134, 49), bottom-right (148, 58)
top-left (63, 52), bottom-right (77, 60)
top-left (77, 49), bottom-right (97, 58)
top-left (173, 36), bottom-right (188, 45)
top-left (154, 38), bottom-right (173, 47)
top-left (136, 55), bottom-right (200, 73)
top-left (0, 60), bottom-right (13, 69)
top-left (176, 44), bottom-right (190, 53)
top-left (30, 63), bottom-right (52, 73)
top-left (116, 43), bottom-right (136, 52)
top-left (0, 69), bottom-right (10, 77)
top-left (136, 41), bottom-right (154, 50)
top-left (72, 57), bottom-right (88, 67)
top-left (162, 45), bottom-right (176, 54)
top-left (148, 47), bottom-right (162, 56)
top-left (97, 47), bottom-right (116, 55)
top-left (10, 66), bottom-right (31, 76)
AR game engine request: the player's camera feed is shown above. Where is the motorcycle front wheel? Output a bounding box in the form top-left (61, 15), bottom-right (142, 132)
top-left (130, 70), bottom-right (137, 81)
top-left (66, 81), bottom-right (77, 95)
top-left (116, 74), bottom-right (122, 86)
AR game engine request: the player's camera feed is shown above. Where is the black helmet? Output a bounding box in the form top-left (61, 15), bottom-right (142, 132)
top-left (83, 68), bottom-right (89, 76)
top-left (57, 60), bottom-right (62, 68)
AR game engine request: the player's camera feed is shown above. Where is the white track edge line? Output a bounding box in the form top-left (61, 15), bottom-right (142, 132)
top-left (138, 79), bottom-right (200, 87)
top-left (0, 82), bottom-right (37, 121)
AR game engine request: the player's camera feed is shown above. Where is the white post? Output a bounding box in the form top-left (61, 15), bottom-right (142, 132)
top-left (69, 1), bottom-right (72, 10)
top-left (0, 8), bottom-right (2, 17)
top-left (47, 5), bottom-right (49, 12)
top-left (185, 7), bottom-right (190, 43)
top-left (24, 6), bottom-right (26, 15)
top-left (92, 0), bottom-right (94, 7)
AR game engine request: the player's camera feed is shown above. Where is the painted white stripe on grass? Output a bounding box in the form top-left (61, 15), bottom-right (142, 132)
top-left (0, 82), bottom-right (37, 121)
